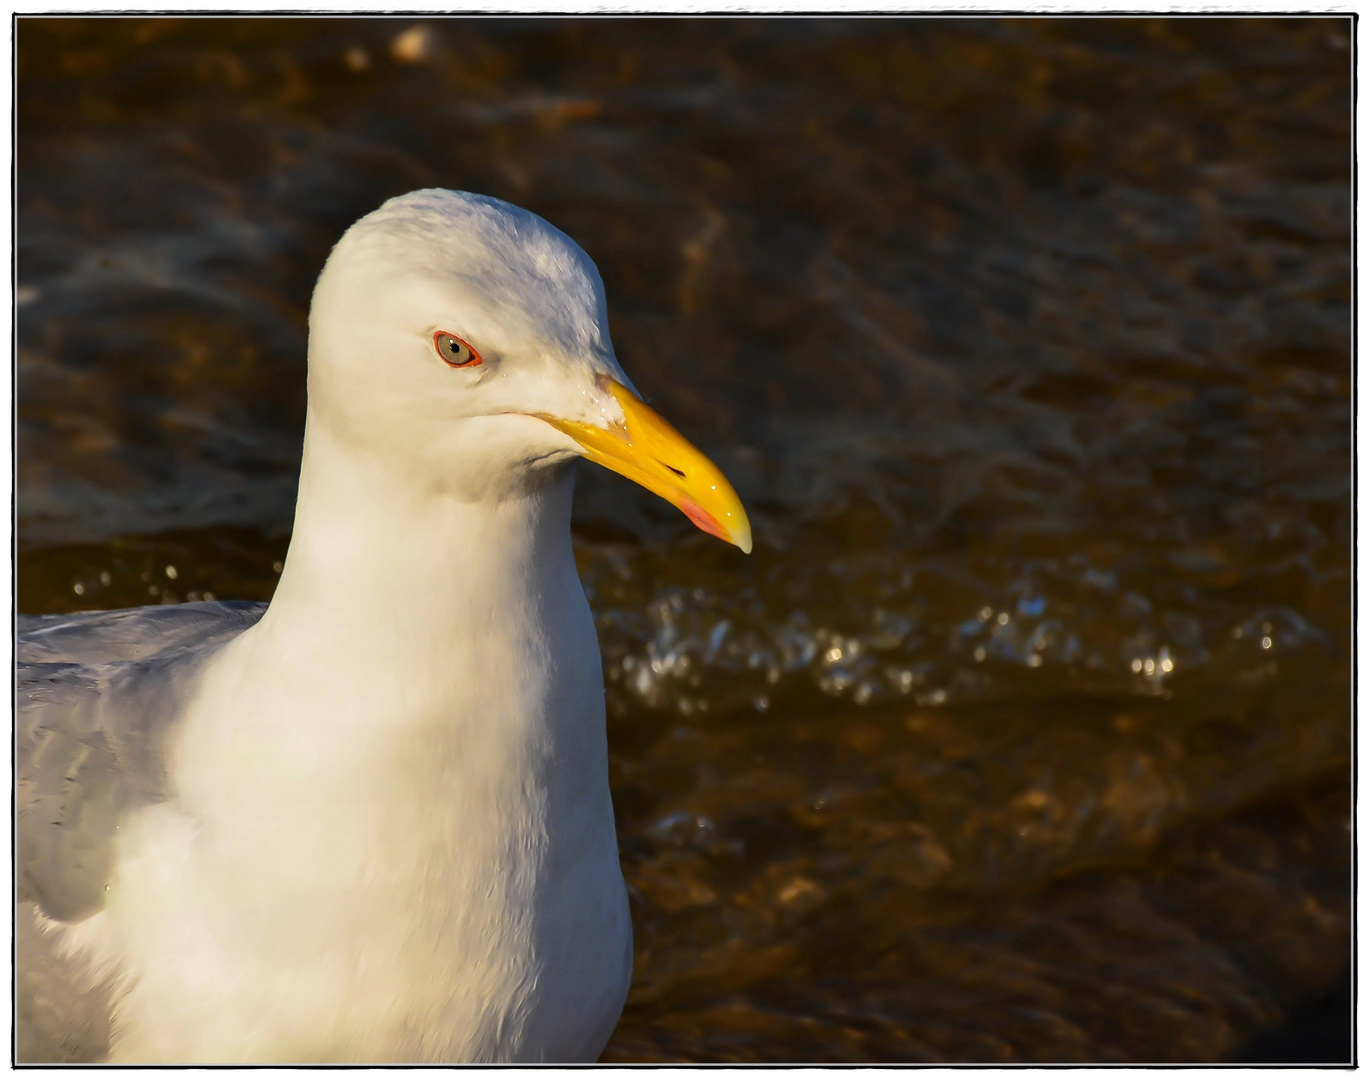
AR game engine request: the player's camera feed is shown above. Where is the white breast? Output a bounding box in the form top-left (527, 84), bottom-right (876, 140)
top-left (57, 543), bottom-right (632, 1064)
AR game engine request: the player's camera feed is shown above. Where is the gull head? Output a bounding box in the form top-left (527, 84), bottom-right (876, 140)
top-left (306, 188), bottom-right (750, 552)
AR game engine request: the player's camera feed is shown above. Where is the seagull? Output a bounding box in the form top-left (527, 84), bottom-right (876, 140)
top-left (17, 189), bottom-right (751, 1064)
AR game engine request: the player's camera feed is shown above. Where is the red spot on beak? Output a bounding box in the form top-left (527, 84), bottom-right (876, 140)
top-left (679, 498), bottom-right (729, 543)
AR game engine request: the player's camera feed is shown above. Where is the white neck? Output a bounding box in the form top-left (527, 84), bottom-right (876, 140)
top-left (184, 404), bottom-right (606, 820)
top-left (259, 409), bottom-right (583, 672)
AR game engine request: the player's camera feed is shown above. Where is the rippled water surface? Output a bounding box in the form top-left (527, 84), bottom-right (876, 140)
top-left (17, 17), bottom-right (1352, 1062)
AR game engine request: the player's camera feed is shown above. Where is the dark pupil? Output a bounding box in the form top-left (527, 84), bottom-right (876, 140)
top-left (445, 338), bottom-right (463, 358)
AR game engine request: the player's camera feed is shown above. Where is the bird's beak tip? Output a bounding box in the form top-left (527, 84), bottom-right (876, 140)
top-left (680, 496), bottom-right (753, 554)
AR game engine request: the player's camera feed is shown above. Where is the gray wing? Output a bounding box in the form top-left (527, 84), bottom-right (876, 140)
top-left (17, 601), bottom-right (267, 923)
top-left (18, 599), bottom-right (268, 666)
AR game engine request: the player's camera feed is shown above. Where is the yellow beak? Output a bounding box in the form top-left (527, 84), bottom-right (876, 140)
top-left (537, 377), bottom-right (752, 554)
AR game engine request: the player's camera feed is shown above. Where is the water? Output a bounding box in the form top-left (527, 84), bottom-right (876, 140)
top-left (17, 17), bottom-right (1351, 1062)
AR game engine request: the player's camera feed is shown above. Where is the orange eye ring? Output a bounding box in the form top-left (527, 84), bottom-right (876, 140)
top-left (434, 331), bottom-right (483, 368)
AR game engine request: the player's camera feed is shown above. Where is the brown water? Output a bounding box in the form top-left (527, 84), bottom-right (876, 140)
top-left (17, 17), bottom-right (1352, 1063)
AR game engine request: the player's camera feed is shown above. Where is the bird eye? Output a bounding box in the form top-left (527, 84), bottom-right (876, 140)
top-left (434, 331), bottom-right (482, 368)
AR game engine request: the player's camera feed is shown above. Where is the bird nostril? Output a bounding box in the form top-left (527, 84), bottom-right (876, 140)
top-left (659, 461), bottom-right (686, 478)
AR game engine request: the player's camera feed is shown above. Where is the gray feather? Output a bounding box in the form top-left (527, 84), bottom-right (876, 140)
top-left (17, 601), bottom-right (267, 923)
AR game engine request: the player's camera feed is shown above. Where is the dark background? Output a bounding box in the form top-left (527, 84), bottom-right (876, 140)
top-left (17, 17), bottom-right (1352, 1062)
